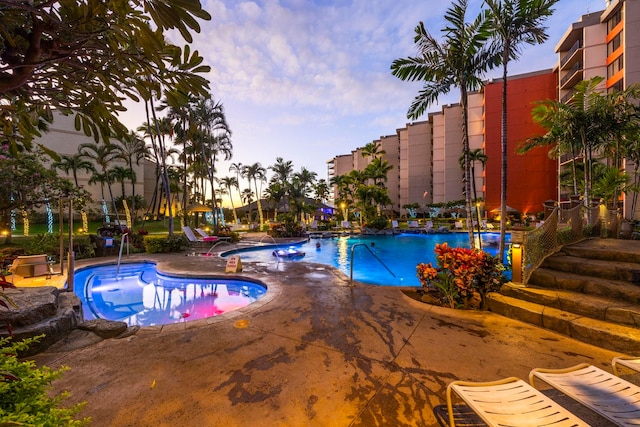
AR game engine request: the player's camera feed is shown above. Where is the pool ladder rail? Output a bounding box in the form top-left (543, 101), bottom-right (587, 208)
top-left (349, 243), bottom-right (397, 285)
top-left (116, 232), bottom-right (130, 276)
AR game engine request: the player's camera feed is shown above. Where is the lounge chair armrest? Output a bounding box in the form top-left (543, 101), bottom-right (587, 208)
top-left (528, 363), bottom-right (591, 387)
top-left (612, 356), bottom-right (640, 376)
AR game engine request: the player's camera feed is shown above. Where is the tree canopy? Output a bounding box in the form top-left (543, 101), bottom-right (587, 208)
top-left (0, 0), bottom-right (212, 154)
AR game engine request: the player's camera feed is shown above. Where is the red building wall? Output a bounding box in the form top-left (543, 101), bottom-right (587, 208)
top-left (483, 71), bottom-right (558, 217)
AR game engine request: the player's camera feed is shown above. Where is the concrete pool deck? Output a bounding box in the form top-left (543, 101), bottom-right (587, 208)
top-left (31, 237), bottom-right (630, 426)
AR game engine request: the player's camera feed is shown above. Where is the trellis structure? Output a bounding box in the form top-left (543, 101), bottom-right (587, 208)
top-left (522, 203), bottom-right (621, 284)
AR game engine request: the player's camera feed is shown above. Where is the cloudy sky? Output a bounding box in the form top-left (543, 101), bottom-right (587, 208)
top-left (121, 0), bottom-right (600, 188)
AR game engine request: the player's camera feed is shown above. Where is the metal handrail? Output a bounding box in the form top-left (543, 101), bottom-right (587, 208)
top-left (205, 240), bottom-right (235, 255)
top-left (349, 243), bottom-right (396, 285)
top-left (258, 235), bottom-right (278, 244)
top-left (116, 232), bottom-right (129, 276)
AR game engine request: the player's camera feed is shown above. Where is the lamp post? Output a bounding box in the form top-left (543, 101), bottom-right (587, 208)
top-left (59, 198), bottom-right (75, 292)
top-left (510, 225), bottom-right (526, 284)
top-left (340, 202), bottom-right (347, 222)
top-left (476, 202), bottom-right (483, 250)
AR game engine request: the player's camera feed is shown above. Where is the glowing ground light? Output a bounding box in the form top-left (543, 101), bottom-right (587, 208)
top-left (234, 319), bottom-right (251, 329)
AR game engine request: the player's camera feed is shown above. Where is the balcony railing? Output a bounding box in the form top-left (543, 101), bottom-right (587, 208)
top-left (560, 62), bottom-right (583, 87)
top-left (560, 40), bottom-right (582, 68)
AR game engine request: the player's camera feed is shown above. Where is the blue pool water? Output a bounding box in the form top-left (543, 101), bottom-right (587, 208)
top-left (225, 233), bottom-right (509, 287)
top-left (73, 262), bottom-right (266, 326)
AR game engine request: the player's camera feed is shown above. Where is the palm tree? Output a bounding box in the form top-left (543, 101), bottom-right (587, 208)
top-left (79, 142), bottom-right (120, 221)
top-left (229, 162), bottom-right (244, 217)
top-left (292, 167), bottom-right (317, 222)
top-left (460, 148), bottom-right (488, 244)
top-left (241, 188), bottom-right (254, 224)
top-left (270, 157), bottom-right (294, 186)
top-left (361, 141), bottom-right (385, 160)
top-left (158, 91), bottom-right (193, 222)
top-left (313, 179), bottom-right (330, 205)
top-left (108, 166), bottom-right (134, 199)
top-left (218, 176), bottom-right (239, 225)
top-left (242, 163), bottom-right (266, 227)
top-left (330, 174), bottom-right (354, 221)
top-left (522, 78), bottom-right (640, 216)
top-left (52, 153), bottom-right (95, 187)
top-left (114, 130), bottom-right (148, 224)
top-left (365, 157), bottom-right (393, 187)
top-left (484, 0), bottom-right (559, 260)
top-left (391, 0), bottom-right (499, 248)
top-left (141, 101), bottom-right (177, 235)
top-left (190, 96), bottom-right (232, 231)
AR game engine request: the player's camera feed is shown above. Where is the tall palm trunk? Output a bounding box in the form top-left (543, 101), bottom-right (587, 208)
top-left (460, 87), bottom-right (475, 249)
top-left (253, 179), bottom-right (264, 227)
top-left (499, 55), bottom-right (509, 261)
top-left (146, 99), bottom-right (174, 235)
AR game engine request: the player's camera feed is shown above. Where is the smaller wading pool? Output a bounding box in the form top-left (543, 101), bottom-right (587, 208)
top-left (73, 262), bottom-right (266, 327)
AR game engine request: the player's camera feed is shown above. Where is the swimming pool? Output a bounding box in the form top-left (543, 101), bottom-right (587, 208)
top-left (73, 262), bottom-right (266, 327)
top-left (225, 233), bottom-right (509, 287)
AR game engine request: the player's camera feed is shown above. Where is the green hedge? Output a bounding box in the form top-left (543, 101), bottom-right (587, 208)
top-left (143, 234), bottom-right (189, 253)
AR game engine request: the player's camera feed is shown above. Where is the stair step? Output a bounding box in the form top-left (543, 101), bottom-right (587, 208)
top-left (528, 268), bottom-right (640, 303)
top-left (561, 239), bottom-right (640, 264)
top-left (499, 283), bottom-right (640, 327)
top-left (540, 255), bottom-right (640, 283)
top-left (487, 293), bottom-right (640, 353)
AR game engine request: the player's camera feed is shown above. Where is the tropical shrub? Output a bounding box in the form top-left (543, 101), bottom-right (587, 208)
top-left (416, 243), bottom-right (504, 309)
top-left (0, 336), bottom-right (90, 425)
top-left (366, 215), bottom-right (389, 230)
top-left (143, 235), bottom-right (189, 253)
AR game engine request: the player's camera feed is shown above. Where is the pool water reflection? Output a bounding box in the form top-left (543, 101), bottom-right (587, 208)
top-left (74, 262), bottom-right (266, 326)
top-left (225, 233), bottom-right (510, 287)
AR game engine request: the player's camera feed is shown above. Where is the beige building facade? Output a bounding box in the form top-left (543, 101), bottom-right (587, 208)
top-left (329, 93), bottom-right (486, 218)
top-left (555, 0), bottom-right (640, 219)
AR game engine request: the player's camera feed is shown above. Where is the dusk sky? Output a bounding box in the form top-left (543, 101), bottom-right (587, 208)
top-left (120, 0), bottom-right (601, 190)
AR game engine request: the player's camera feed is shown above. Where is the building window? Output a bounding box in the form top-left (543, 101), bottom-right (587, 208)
top-left (608, 78), bottom-right (624, 94)
top-left (607, 53), bottom-right (624, 78)
top-left (607, 30), bottom-right (623, 56)
top-left (607, 8), bottom-right (623, 32)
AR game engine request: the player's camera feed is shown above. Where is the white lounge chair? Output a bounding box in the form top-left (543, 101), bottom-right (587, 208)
top-left (530, 363), bottom-right (640, 426)
top-left (447, 377), bottom-right (588, 427)
top-left (408, 220), bottom-right (420, 228)
top-left (612, 356), bottom-right (640, 377)
top-left (454, 221), bottom-right (463, 230)
top-left (425, 220), bottom-right (434, 231)
top-left (391, 220), bottom-right (399, 229)
top-left (183, 226), bottom-right (218, 249)
top-left (194, 228), bottom-right (221, 242)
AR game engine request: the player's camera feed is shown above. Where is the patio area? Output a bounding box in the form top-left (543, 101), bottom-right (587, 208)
top-left (27, 243), bottom-right (626, 426)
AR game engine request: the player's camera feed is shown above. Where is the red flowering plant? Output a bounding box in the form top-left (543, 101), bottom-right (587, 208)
top-left (416, 243), bottom-right (504, 309)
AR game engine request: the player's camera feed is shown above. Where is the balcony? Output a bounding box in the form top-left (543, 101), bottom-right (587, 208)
top-left (560, 40), bottom-right (582, 69)
top-left (560, 62), bottom-right (583, 90)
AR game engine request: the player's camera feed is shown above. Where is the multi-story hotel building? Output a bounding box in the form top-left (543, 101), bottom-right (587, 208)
top-left (554, 0), bottom-right (639, 219)
top-left (329, 70), bottom-right (558, 219)
top-left (329, 0), bottom-right (640, 221)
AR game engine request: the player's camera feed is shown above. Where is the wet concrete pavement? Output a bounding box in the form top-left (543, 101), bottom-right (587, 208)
top-left (32, 247), bottom-right (627, 426)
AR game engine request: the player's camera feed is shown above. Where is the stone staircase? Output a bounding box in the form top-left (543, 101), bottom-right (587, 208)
top-left (487, 238), bottom-right (640, 353)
